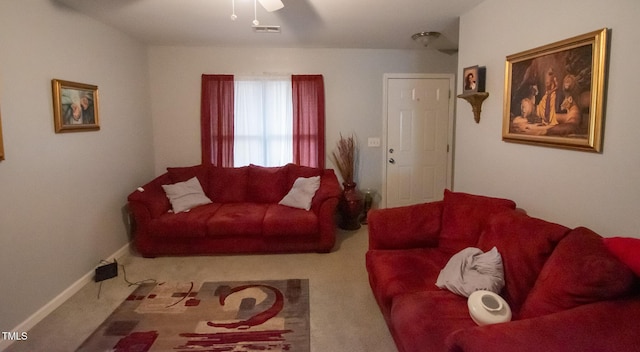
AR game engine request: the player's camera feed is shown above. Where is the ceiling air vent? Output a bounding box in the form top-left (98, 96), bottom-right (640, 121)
top-left (252, 25), bottom-right (281, 33)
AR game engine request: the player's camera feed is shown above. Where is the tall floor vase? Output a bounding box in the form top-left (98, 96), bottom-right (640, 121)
top-left (339, 182), bottom-right (364, 230)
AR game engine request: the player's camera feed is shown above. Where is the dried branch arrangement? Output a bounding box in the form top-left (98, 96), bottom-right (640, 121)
top-left (332, 134), bottom-right (355, 184)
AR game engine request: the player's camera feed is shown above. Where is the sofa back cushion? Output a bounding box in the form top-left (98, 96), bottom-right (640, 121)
top-left (167, 164), bottom-right (211, 195)
top-left (438, 190), bottom-right (517, 253)
top-left (246, 164), bottom-right (290, 203)
top-left (286, 163), bottom-right (323, 186)
top-left (208, 166), bottom-right (249, 203)
top-left (166, 164), bottom-right (327, 204)
top-left (476, 210), bottom-right (570, 314)
top-left (519, 227), bottom-right (636, 319)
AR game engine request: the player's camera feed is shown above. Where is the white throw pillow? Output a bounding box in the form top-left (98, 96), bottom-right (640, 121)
top-left (278, 176), bottom-right (321, 211)
top-left (161, 177), bottom-right (212, 213)
top-left (435, 247), bottom-right (505, 297)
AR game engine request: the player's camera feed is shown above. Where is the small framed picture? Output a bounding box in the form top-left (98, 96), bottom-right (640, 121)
top-left (462, 65), bottom-right (486, 93)
top-left (52, 79), bottom-right (100, 133)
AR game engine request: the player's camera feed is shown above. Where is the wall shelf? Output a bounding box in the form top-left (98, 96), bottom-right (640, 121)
top-left (457, 92), bottom-right (489, 123)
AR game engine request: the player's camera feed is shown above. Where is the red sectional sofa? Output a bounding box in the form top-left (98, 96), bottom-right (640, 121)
top-left (366, 190), bottom-right (640, 352)
top-left (128, 163), bottom-right (342, 257)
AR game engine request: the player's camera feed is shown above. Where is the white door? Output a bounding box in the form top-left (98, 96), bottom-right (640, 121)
top-left (383, 74), bottom-right (453, 208)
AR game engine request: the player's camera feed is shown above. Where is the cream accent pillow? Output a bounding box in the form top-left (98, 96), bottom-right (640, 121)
top-left (278, 176), bottom-right (321, 211)
top-left (435, 247), bottom-right (505, 297)
top-left (161, 177), bottom-right (212, 213)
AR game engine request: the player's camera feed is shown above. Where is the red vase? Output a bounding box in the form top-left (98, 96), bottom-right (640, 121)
top-left (339, 182), bottom-right (364, 230)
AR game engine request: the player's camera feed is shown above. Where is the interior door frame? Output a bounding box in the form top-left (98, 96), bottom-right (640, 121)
top-left (381, 73), bottom-right (456, 208)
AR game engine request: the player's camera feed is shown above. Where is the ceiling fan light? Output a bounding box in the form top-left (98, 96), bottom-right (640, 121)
top-left (411, 31), bottom-right (441, 47)
top-left (258, 0), bottom-right (284, 12)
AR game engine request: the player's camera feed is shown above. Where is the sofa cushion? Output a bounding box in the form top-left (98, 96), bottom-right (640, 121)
top-left (167, 164), bottom-right (211, 195)
top-left (149, 203), bottom-right (222, 238)
top-left (367, 201), bottom-right (443, 250)
top-left (439, 190), bottom-right (516, 254)
top-left (208, 166), bottom-right (249, 203)
top-left (366, 248), bottom-right (451, 315)
top-left (247, 164), bottom-right (290, 203)
top-left (263, 204), bottom-right (318, 236)
top-left (161, 177), bottom-right (213, 213)
top-left (447, 298), bottom-right (640, 352)
top-left (603, 236), bottom-right (640, 276)
top-left (207, 203), bottom-right (268, 236)
top-left (390, 290), bottom-right (477, 352)
top-left (476, 211), bottom-right (570, 314)
top-left (286, 163), bottom-right (323, 186)
top-left (436, 247), bottom-right (504, 297)
top-left (519, 227), bottom-right (636, 319)
top-left (278, 176), bottom-right (321, 211)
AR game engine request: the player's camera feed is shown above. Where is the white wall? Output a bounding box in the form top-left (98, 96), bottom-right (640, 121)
top-left (0, 1), bottom-right (154, 332)
top-left (455, 0), bottom-right (640, 237)
top-left (148, 46), bottom-right (457, 192)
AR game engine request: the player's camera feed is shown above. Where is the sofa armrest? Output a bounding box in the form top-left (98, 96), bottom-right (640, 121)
top-left (127, 173), bottom-right (172, 224)
top-left (307, 169), bottom-right (341, 252)
top-left (310, 169), bottom-right (342, 214)
top-left (446, 297), bottom-right (640, 352)
top-left (367, 201), bottom-right (443, 250)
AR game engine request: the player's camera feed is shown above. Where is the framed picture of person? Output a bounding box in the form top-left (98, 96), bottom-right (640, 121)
top-left (502, 28), bottom-right (608, 152)
top-left (463, 66), bottom-right (479, 93)
top-left (52, 79), bottom-right (100, 133)
top-left (462, 65), bottom-right (486, 94)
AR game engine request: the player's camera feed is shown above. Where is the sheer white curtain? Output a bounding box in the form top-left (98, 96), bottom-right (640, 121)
top-left (233, 76), bottom-right (293, 167)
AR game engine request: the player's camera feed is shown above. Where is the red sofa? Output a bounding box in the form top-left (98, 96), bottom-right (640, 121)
top-left (366, 190), bottom-right (640, 352)
top-left (128, 163), bottom-right (342, 257)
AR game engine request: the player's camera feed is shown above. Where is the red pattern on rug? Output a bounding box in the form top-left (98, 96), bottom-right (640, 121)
top-left (76, 279), bottom-right (309, 352)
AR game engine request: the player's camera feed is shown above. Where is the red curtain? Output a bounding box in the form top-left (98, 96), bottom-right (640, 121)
top-left (201, 74), bottom-right (234, 167)
top-left (202, 74), bottom-right (325, 168)
top-left (292, 75), bottom-right (325, 168)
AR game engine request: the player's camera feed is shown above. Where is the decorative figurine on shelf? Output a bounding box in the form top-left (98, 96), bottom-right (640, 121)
top-left (332, 134), bottom-right (364, 230)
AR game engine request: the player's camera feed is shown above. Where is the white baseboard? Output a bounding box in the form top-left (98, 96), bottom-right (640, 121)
top-left (0, 243), bottom-right (131, 350)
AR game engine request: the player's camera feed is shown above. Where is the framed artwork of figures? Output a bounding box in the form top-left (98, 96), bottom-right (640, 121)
top-left (502, 28), bottom-right (608, 152)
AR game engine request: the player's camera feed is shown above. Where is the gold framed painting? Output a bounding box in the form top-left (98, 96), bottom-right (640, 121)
top-left (502, 28), bottom-right (608, 152)
top-left (52, 79), bottom-right (100, 133)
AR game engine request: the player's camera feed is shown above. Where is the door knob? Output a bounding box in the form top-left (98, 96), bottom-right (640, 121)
top-left (388, 158), bottom-right (395, 164)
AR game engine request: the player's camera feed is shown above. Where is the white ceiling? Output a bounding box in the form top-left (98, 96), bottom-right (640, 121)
top-left (54, 0), bottom-right (484, 50)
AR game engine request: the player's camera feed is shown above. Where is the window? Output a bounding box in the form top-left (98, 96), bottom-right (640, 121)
top-left (233, 77), bottom-right (292, 167)
top-left (201, 74), bottom-right (325, 168)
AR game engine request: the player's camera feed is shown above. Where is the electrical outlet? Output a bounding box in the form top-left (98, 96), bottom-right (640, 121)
top-left (367, 137), bottom-right (381, 147)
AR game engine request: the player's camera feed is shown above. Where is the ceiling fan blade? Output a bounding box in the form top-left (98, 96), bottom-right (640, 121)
top-left (258, 0), bottom-right (284, 12)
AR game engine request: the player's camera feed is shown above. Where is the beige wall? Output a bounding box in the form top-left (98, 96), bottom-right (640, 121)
top-left (148, 46), bottom-right (458, 191)
top-left (0, 1), bottom-right (154, 331)
top-left (455, 0), bottom-right (640, 237)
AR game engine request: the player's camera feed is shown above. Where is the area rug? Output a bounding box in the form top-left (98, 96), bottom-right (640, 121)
top-left (77, 279), bottom-right (309, 352)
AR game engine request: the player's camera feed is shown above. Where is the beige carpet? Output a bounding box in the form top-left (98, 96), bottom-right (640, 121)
top-left (5, 226), bottom-right (397, 352)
